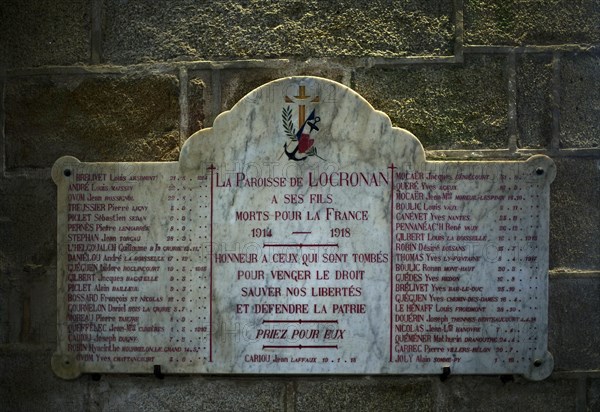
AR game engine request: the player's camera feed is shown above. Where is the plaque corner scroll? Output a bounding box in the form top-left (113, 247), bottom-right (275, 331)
top-left (52, 156), bottom-right (82, 185)
top-left (524, 154), bottom-right (557, 185)
top-left (523, 351), bottom-right (554, 381)
top-left (51, 351), bottom-right (82, 380)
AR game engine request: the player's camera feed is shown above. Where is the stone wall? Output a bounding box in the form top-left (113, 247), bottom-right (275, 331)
top-left (1, 1), bottom-right (598, 410)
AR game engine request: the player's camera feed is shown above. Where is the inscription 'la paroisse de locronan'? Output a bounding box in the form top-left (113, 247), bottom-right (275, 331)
top-left (52, 76), bottom-right (555, 380)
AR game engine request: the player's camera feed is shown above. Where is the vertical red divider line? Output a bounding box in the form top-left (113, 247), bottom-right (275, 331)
top-left (389, 163), bottom-right (395, 362)
top-left (209, 165), bottom-right (215, 363)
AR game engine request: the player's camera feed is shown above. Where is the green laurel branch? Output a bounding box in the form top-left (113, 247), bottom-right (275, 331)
top-left (282, 106), bottom-right (297, 141)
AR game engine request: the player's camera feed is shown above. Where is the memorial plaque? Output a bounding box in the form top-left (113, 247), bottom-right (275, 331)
top-left (52, 77), bottom-right (555, 380)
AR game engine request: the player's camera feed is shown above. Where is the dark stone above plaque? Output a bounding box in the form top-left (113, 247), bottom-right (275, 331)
top-left (52, 77), bottom-right (555, 380)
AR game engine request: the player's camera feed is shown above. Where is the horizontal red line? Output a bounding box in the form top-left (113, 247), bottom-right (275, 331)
top-left (262, 345), bottom-right (339, 350)
top-left (262, 319), bottom-right (338, 324)
top-left (292, 231), bottom-right (312, 234)
top-left (263, 243), bottom-right (338, 248)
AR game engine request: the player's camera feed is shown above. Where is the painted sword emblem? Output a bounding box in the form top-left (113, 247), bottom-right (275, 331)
top-left (281, 85), bottom-right (325, 161)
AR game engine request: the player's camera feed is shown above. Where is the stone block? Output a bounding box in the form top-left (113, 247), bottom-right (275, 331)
top-left (5, 74), bottom-right (180, 169)
top-left (434, 375), bottom-right (577, 411)
top-left (0, 178), bottom-right (57, 344)
top-left (0, 269), bottom-right (57, 345)
top-left (548, 274), bottom-right (600, 371)
top-left (219, 67), bottom-right (346, 112)
top-left (88, 376), bottom-right (285, 411)
top-left (589, 378), bottom-right (600, 412)
top-left (0, 346), bottom-right (88, 411)
top-left (103, 0), bottom-right (455, 64)
top-left (295, 377), bottom-right (434, 411)
top-left (187, 71), bottom-right (211, 134)
top-left (464, 1), bottom-right (600, 45)
top-left (0, 178), bottom-right (56, 267)
top-left (515, 53), bottom-right (553, 148)
top-left (353, 54), bottom-right (508, 149)
top-left (559, 53), bottom-right (600, 149)
top-left (549, 158), bottom-right (600, 269)
top-left (0, 0), bottom-right (90, 68)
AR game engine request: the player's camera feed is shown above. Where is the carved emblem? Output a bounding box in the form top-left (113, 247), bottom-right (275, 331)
top-left (281, 85), bottom-right (325, 161)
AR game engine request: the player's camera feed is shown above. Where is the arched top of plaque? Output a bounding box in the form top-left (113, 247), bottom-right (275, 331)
top-left (180, 76), bottom-right (427, 173)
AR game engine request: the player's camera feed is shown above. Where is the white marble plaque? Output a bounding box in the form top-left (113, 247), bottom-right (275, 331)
top-left (52, 77), bottom-right (555, 380)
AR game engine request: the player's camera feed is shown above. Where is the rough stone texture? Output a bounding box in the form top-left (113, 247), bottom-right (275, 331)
top-left (0, 178), bottom-right (57, 344)
top-left (295, 378), bottom-right (434, 411)
top-left (5, 74), bottom-right (181, 169)
top-left (464, 0), bottom-right (600, 45)
top-left (187, 71), bottom-right (211, 133)
top-left (0, 267), bottom-right (57, 346)
top-left (0, 178), bottom-right (55, 273)
top-left (88, 376), bottom-right (285, 411)
top-left (559, 53), bottom-right (600, 148)
top-left (353, 54), bottom-right (508, 149)
top-left (0, 346), bottom-right (88, 411)
top-left (220, 67), bottom-right (346, 112)
top-left (515, 53), bottom-right (553, 148)
top-left (548, 274), bottom-right (600, 371)
top-left (103, 0), bottom-right (454, 64)
top-left (434, 375), bottom-right (577, 411)
top-left (0, 0), bottom-right (90, 68)
top-left (589, 378), bottom-right (600, 412)
top-left (549, 159), bottom-right (600, 269)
